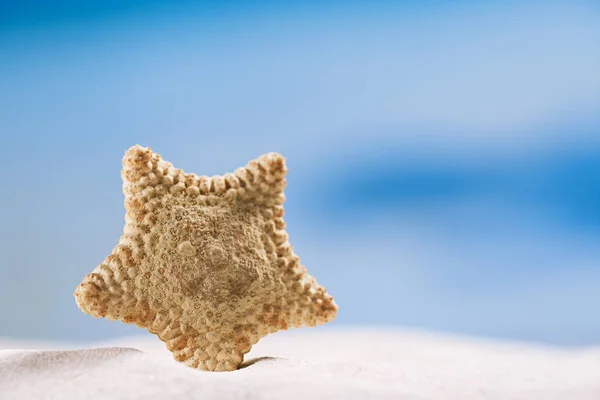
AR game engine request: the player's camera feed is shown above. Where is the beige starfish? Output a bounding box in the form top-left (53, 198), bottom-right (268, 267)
top-left (74, 145), bottom-right (338, 372)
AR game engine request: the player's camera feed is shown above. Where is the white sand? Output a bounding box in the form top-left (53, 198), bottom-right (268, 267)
top-left (1, 329), bottom-right (599, 400)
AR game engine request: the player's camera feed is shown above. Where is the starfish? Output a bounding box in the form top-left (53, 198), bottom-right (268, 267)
top-left (74, 145), bottom-right (338, 372)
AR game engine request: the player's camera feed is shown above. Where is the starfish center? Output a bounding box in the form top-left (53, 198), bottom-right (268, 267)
top-left (149, 202), bottom-right (273, 309)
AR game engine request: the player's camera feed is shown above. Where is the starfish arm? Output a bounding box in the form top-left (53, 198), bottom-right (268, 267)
top-left (275, 251), bottom-right (338, 329)
top-left (120, 145), bottom-right (212, 226)
top-left (261, 205), bottom-right (338, 330)
top-left (285, 268), bottom-right (338, 328)
top-left (169, 328), bottom-right (250, 372)
top-left (233, 152), bottom-right (287, 207)
top-left (121, 145), bottom-right (164, 197)
top-left (74, 240), bottom-right (151, 325)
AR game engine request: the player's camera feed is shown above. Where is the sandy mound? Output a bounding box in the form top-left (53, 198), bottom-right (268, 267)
top-left (1, 330), bottom-right (599, 400)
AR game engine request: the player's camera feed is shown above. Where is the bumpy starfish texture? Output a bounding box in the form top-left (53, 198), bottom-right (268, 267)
top-left (74, 145), bottom-right (338, 372)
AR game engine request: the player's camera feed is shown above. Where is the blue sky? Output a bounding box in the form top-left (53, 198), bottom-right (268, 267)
top-left (1, 0), bottom-right (599, 345)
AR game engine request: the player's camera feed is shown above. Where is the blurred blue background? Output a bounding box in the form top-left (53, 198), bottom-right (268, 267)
top-left (1, 0), bottom-right (599, 346)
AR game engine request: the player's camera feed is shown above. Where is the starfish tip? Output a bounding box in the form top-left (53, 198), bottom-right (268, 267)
top-left (123, 144), bottom-right (153, 170)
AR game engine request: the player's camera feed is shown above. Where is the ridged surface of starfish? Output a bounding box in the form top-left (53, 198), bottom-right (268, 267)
top-left (74, 145), bottom-right (338, 371)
